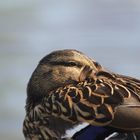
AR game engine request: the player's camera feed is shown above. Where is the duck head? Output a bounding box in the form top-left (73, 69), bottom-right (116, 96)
top-left (26, 49), bottom-right (102, 111)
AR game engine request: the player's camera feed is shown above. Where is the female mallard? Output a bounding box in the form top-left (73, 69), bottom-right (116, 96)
top-left (23, 49), bottom-right (140, 140)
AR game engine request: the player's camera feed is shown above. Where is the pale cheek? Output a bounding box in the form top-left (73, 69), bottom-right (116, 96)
top-left (65, 67), bottom-right (81, 80)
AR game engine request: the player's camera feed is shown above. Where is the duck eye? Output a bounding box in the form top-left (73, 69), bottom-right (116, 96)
top-left (67, 61), bottom-right (77, 66)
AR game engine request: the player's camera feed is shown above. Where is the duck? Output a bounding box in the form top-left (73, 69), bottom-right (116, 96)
top-left (23, 49), bottom-right (140, 140)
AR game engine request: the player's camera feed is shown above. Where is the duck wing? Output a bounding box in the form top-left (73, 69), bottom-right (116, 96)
top-left (24, 67), bottom-right (140, 139)
top-left (40, 69), bottom-right (140, 131)
top-left (28, 70), bottom-right (127, 124)
top-left (108, 73), bottom-right (140, 131)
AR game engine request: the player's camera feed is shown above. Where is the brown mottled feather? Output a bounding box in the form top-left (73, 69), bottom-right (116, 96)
top-left (23, 66), bottom-right (140, 139)
top-left (23, 50), bottom-right (140, 140)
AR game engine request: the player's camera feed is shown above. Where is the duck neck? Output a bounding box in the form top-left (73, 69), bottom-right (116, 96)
top-left (23, 115), bottom-right (61, 140)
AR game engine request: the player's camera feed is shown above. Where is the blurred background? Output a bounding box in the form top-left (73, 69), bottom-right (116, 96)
top-left (1, 0), bottom-right (140, 139)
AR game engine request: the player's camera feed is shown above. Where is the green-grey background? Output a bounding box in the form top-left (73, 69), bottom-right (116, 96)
top-left (1, 0), bottom-right (140, 139)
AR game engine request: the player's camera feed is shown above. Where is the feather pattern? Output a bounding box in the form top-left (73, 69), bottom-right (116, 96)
top-left (23, 50), bottom-right (140, 140)
top-left (23, 67), bottom-right (140, 139)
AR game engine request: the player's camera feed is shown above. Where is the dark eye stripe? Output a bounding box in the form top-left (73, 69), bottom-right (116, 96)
top-left (49, 61), bottom-right (82, 67)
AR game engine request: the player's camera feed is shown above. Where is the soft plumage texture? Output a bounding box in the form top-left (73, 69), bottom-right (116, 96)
top-left (23, 50), bottom-right (140, 140)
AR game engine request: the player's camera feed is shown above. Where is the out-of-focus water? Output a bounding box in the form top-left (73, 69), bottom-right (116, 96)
top-left (1, 1), bottom-right (140, 139)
